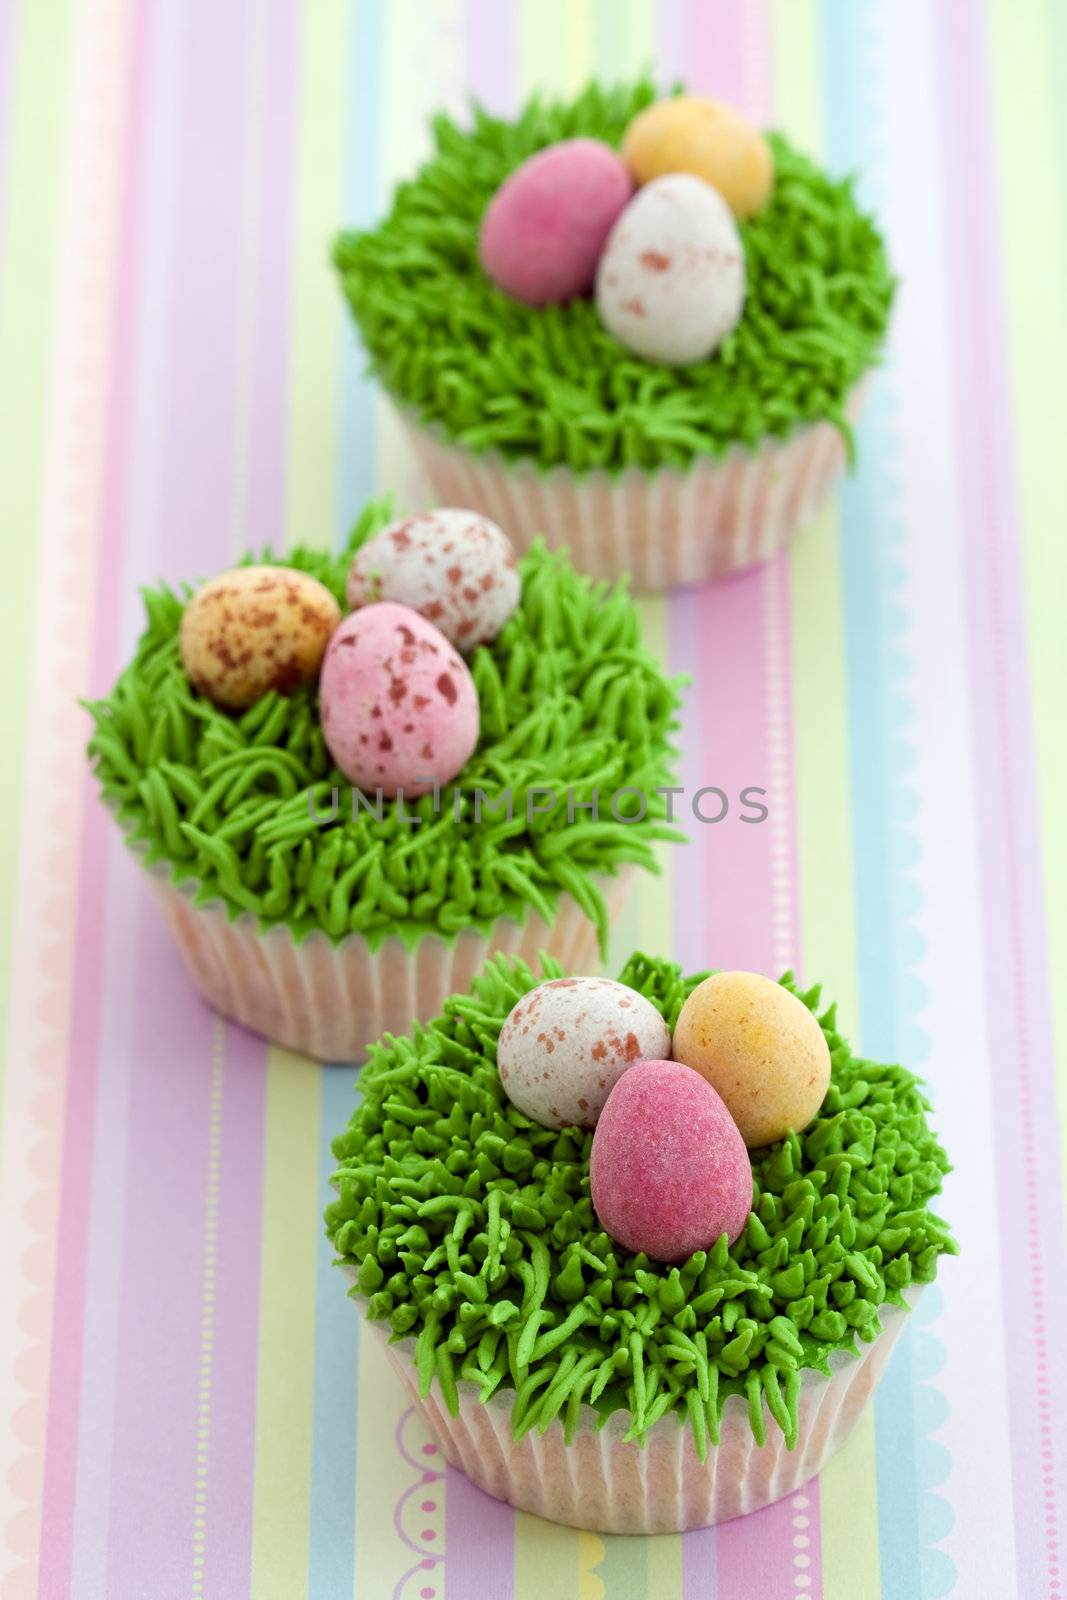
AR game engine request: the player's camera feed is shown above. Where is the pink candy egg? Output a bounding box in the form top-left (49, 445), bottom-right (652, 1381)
top-left (479, 138), bottom-right (633, 306)
top-left (319, 602), bottom-right (479, 797)
top-left (346, 510), bottom-right (521, 652)
top-left (497, 977), bottom-right (672, 1130)
top-left (590, 1059), bottom-right (752, 1263)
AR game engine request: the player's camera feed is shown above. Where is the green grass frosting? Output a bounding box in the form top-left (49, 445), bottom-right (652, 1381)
top-left (326, 952), bottom-right (956, 1454)
top-left (84, 502), bottom-right (683, 951)
top-left (334, 78), bottom-right (895, 474)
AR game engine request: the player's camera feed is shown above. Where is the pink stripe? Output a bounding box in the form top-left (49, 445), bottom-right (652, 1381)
top-left (34, 4), bottom-right (152, 1592)
top-left (666, 3), bottom-right (817, 1593)
top-left (935, 6), bottom-right (1067, 1595)
top-left (438, 9), bottom-right (520, 1593)
top-left (66, 7), bottom-right (181, 1593)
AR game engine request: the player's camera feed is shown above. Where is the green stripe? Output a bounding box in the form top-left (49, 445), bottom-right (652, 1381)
top-left (250, 1050), bottom-right (322, 1598)
top-left (985, 0), bottom-right (1067, 1206)
top-left (0, 0), bottom-right (76, 1118)
top-left (283, 0), bottom-right (345, 552)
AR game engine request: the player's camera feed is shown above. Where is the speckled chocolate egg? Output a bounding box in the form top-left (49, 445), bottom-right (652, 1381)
top-left (595, 174), bottom-right (746, 366)
top-left (319, 602), bottom-right (479, 797)
top-left (621, 95), bottom-right (774, 219)
top-left (180, 565), bottom-right (341, 711)
top-left (497, 977), bottom-right (671, 1130)
top-left (346, 510), bottom-right (521, 652)
top-left (590, 1058), bottom-right (752, 1262)
top-left (479, 138), bottom-right (633, 306)
top-left (672, 971), bottom-right (831, 1148)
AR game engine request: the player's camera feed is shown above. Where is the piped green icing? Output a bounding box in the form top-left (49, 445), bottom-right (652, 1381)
top-left (326, 951), bottom-right (956, 1453)
top-left (84, 503), bottom-right (683, 951)
top-left (334, 77), bottom-right (895, 474)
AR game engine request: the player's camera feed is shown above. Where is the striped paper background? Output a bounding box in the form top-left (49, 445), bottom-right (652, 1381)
top-left (1, 1), bottom-right (1065, 1595)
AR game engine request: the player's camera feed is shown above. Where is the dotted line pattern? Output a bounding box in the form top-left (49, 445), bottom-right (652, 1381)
top-left (191, 1023), bottom-right (225, 1598)
top-left (791, 1493), bottom-right (813, 1594)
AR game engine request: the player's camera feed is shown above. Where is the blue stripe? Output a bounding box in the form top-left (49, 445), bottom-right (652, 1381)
top-left (819, 3), bottom-right (945, 1597)
top-left (309, 1064), bottom-right (362, 1599)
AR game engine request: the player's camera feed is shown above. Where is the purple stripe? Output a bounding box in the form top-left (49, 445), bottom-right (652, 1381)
top-left (104, 2), bottom-right (273, 1593)
top-left (200, 1022), bottom-right (268, 1593)
top-left (104, 893), bottom-right (215, 1600)
top-left (154, 0), bottom-right (253, 586)
top-left (464, 0), bottom-right (515, 114)
top-left (198, 1), bottom-right (299, 1572)
top-left (935, 5), bottom-right (1067, 1596)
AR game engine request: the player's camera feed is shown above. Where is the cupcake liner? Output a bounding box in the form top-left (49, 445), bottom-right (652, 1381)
top-left (399, 380), bottom-right (870, 593)
top-left (353, 1285), bottom-right (916, 1534)
top-left (145, 860), bottom-right (636, 1062)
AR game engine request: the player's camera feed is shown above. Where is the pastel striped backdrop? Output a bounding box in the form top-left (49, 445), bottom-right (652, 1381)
top-left (0, 1), bottom-right (1063, 1596)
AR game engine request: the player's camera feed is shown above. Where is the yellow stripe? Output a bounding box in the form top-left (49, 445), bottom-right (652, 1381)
top-left (773, 3), bottom-right (875, 1596)
top-left (353, 1325), bottom-right (431, 1597)
top-left (519, 0), bottom-right (593, 96)
top-left (984, 0), bottom-right (1067, 1198)
top-left (283, 0), bottom-right (346, 553)
top-left (0, 0), bottom-right (75, 1111)
top-left (249, 1050), bottom-right (322, 1598)
top-left (578, 1530), bottom-right (607, 1599)
top-left (646, 1528), bottom-right (685, 1595)
top-left (515, 1510), bottom-right (581, 1595)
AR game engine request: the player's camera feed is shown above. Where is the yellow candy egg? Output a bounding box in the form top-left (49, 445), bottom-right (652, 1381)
top-left (180, 565), bottom-right (341, 711)
top-left (672, 971), bottom-right (830, 1147)
top-left (621, 96), bottom-right (774, 219)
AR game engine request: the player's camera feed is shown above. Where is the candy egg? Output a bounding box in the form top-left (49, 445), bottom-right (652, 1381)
top-left (180, 565), bottom-right (341, 712)
top-left (497, 977), bottom-right (671, 1130)
top-left (621, 95), bottom-right (774, 219)
top-left (346, 510), bottom-right (521, 652)
top-left (590, 1059), bottom-right (752, 1262)
top-left (595, 174), bottom-right (746, 366)
top-left (672, 971), bottom-right (831, 1148)
top-left (319, 602), bottom-right (479, 797)
top-left (479, 138), bottom-right (633, 306)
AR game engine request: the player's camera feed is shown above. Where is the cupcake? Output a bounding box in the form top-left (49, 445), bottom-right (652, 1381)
top-left (84, 503), bottom-right (682, 1062)
top-left (334, 79), bottom-right (894, 592)
top-left (326, 951), bottom-right (955, 1533)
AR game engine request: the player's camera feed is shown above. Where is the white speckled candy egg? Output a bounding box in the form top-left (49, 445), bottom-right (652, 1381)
top-left (497, 977), bottom-right (671, 1130)
top-left (180, 565), bottom-right (341, 711)
top-left (595, 173), bottom-right (746, 366)
top-left (319, 602), bottom-right (479, 797)
top-left (346, 510), bottom-right (521, 652)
